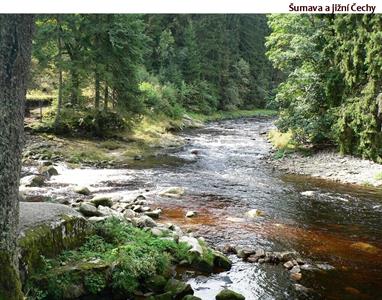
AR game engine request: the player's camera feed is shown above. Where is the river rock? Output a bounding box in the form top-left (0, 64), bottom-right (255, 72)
top-left (91, 195), bottom-right (113, 208)
top-left (79, 203), bottom-right (100, 217)
top-left (245, 209), bottom-right (263, 219)
top-left (38, 165), bottom-right (59, 177)
top-left (164, 279), bottom-right (194, 299)
top-left (88, 216), bottom-right (110, 223)
top-left (237, 247), bottom-right (256, 259)
top-left (277, 251), bottom-right (299, 262)
top-left (294, 284), bottom-right (314, 295)
top-left (300, 191), bottom-right (316, 197)
top-left (124, 208), bottom-right (137, 219)
top-left (350, 241), bottom-right (380, 254)
top-left (186, 211), bottom-right (197, 218)
top-left (145, 208), bottom-right (162, 219)
top-left (135, 215), bottom-right (157, 228)
top-left (316, 263), bottom-right (335, 271)
top-left (179, 236), bottom-right (203, 256)
top-left (160, 187), bottom-right (185, 198)
top-left (290, 265), bottom-right (301, 274)
top-left (221, 244), bottom-right (237, 254)
top-left (215, 289), bottom-right (245, 300)
top-left (21, 175), bottom-right (46, 187)
top-left (283, 260), bottom-right (294, 270)
top-left (98, 205), bottom-right (123, 219)
top-left (212, 250), bottom-right (232, 270)
top-left (190, 149), bottom-right (199, 155)
top-left (18, 202), bottom-right (91, 278)
top-left (290, 272), bottom-right (302, 281)
top-left (74, 186), bottom-right (91, 195)
top-left (183, 295), bottom-right (202, 300)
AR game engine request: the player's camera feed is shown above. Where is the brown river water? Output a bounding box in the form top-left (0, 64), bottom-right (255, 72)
top-left (43, 117), bottom-right (382, 300)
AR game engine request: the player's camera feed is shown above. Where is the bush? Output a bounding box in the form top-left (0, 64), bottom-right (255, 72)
top-left (36, 108), bottom-right (129, 136)
top-left (139, 81), bottom-right (184, 118)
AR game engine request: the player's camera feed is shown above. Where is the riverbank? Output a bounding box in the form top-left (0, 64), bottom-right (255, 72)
top-left (23, 109), bottom-right (277, 168)
top-left (267, 130), bottom-right (382, 187)
top-left (19, 117), bottom-right (382, 299)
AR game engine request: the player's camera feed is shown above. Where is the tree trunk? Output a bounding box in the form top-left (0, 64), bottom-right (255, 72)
top-left (94, 69), bottom-right (100, 110)
top-left (54, 15), bottom-right (64, 129)
top-left (71, 69), bottom-right (79, 106)
top-left (0, 15), bottom-right (34, 300)
top-left (104, 84), bottom-right (109, 110)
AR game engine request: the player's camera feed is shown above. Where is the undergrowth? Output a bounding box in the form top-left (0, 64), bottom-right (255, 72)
top-left (26, 218), bottom-right (191, 299)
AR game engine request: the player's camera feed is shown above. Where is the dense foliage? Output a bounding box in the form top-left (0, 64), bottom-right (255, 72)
top-left (267, 14), bottom-right (382, 161)
top-left (26, 218), bottom-right (191, 299)
top-left (30, 14), bottom-right (274, 134)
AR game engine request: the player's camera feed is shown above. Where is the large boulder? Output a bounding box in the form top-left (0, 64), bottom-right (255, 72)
top-left (216, 289), bottom-right (245, 300)
top-left (179, 236), bottom-right (203, 256)
top-left (18, 202), bottom-right (91, 280)
top-left (20, 175), bottom-right (45, 187)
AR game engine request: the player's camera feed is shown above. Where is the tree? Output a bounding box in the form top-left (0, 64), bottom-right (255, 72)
top-left (0, 15), bottom-right (34, 300)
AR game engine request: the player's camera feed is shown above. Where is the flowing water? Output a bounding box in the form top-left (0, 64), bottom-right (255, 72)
top-left (46, 117), bottom-right (382, 300)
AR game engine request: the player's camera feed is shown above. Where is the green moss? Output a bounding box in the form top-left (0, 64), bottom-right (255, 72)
top-left (0, 251), bottom-right (23, 300)
top-left (374, 172), bottom-right (382, 180)
top-left (19, 215), bottom-right (91, 276)
top-left (26, 218), bottom-right (192, 298)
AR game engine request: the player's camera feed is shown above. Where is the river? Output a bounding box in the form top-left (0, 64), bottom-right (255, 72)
top-left (47, 117), bottom-right (382, 300)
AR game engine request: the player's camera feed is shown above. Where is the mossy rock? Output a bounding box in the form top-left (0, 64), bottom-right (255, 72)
top-left (38, 165), bottom-right (59, 177)
top-left (182, 295), bottom-right (202, 300)
top-left (154, 292), bottom-right (173, 300)
top-left (164, 278), bottom-right (194, 299)
top-left (18, 202), bottom-right (92, 280)
top-left (216, 289), bottom-right (245, 300)
top-left (74, 186), bottom-right (91, 195)
top-left (20, 175), bottom-right (46, 187)
top-left (212, 250), bottom-right (232, 270)
top-left (91, 196), bottom-right (113, 208)
top-left (145, 275), bottom-right (168, 293)
top-left (29, 261), bottom-right (110, 299)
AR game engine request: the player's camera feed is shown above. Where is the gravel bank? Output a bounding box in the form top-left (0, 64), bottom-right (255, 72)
top-left (269, 149), bottom-right (382, 187)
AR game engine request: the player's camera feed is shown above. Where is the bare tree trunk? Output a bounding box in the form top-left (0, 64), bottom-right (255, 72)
top-left (0, 15), bottom-right (34, 300)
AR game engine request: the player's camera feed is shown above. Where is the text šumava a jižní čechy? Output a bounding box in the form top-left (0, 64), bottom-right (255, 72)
top-left (289, 3), bottom-right (376, 13)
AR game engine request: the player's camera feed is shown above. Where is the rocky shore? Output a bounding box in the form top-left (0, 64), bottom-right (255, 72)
top-left (269, 148), bottom-right (382, 187)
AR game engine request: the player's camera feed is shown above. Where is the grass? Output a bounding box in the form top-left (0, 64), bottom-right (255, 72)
top-left (189, 108), bottom-right (277, 123)
top-left (25, 108), bottom-right (277, 166)
top-left (374, 172), bottom-right (382, 180)
top-left (267, 129), bottom-right (297, 159)
top-left (26, 90), bottom-right (56, 102)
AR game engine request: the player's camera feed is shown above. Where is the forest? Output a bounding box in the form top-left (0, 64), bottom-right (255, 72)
top-left (28, 14), bottom-right (382, 162)
top-left (1, 13), bottom-right (382, 300)
top-left (29, 14), bottom-right (275, 133)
